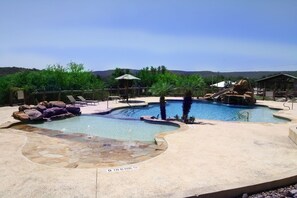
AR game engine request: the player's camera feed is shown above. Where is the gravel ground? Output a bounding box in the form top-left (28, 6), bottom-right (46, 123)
top-left (241, 183), bottom-right (297, 198)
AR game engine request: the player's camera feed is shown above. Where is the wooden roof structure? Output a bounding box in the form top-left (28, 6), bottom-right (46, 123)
top-left (256, 73), bottom-right (297, 83)
top-left (256, 73), bottom-right (297, 99)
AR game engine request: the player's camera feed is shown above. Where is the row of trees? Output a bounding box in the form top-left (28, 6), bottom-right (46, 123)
top-left (0, 62), bottom-right (104, 105)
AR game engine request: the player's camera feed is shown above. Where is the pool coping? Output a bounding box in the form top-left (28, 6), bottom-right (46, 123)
top-left (139, 115), bottom-right (188, 147)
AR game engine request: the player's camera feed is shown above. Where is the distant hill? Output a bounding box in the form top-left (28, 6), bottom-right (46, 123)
top-left (93, 69), bottom-right (297, 80)
top-left (1, 66), bottom-right (296, 80)
top-left (0, 67), bottom-right (38, 76)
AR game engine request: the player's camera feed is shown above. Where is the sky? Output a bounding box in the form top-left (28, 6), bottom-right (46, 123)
top-left (0, 0), bottom-right (297, 72)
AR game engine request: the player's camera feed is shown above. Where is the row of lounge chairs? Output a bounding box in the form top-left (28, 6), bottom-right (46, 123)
top-left (67, 95), bottom-right (99, 106)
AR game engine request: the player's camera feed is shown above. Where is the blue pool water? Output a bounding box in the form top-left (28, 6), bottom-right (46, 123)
top-left (108, 100), bottom-right (287, 123)
top-left (30, 115), bottom-right (177, 142)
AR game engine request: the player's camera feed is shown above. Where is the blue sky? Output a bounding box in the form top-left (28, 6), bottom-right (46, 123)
top-left (0, 0), bottom-right (297, 71)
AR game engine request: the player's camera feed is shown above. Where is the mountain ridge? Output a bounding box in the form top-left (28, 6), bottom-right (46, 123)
top-left (93, 69), bottom-right (297, 79)
top-left (0, 67), bottom-right (38, 76)
top-left (1, 67), bottom-right (296, 79)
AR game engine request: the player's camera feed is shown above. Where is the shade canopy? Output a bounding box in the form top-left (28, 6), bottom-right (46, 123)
top-left (115, 74), bottom-right (140, 80)
top-left (115, 74), bottom-right (140, 102)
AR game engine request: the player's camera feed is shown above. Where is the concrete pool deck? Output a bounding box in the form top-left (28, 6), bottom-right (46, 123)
top-left (0, 97), bottom-right (297, 197)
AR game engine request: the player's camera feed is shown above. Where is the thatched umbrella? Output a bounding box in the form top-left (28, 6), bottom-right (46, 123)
top-left (115, 74), bottom-right (140, 102)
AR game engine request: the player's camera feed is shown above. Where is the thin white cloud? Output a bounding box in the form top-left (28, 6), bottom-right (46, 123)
top-left (1, 27), bottom-right (297, 61)
top-left (1, 27), bottom-right (297, 70)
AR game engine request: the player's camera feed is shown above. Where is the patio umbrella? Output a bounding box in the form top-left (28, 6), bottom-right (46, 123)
top-left (115, 74), bottom-right (140, 102)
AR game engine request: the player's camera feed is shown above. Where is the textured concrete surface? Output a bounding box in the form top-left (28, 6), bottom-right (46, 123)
top-left (0, 98), bottom-right (297, 197)
top-left (11, 124), bottom-right (167, 168)
top-left (0, 130), bottom-right (97, 198)
top-left (289, 125), bottom-right (297, 144)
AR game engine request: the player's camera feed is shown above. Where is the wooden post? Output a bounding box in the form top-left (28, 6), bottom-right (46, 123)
top-left (58, 90), bottom-right (61, 101)
top-left (23, 90), bottom-right (26, 105)
top-left (273, 90), bottom-right (275, 101)
top-left (9, 89), bottom-right (13, 106)
top-left (263, 83), bottom-right (266, 100)
top-left (42, 90), bottom-right (46, 101)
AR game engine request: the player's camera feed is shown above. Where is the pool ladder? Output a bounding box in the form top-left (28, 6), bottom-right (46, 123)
top-left (283, 102), bottom-right (290, 110)
top-left (283, 99), bottom-right (294, 110)
top-left (238, 111), bottom-right (249, 122)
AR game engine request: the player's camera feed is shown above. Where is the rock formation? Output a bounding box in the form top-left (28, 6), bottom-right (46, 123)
top-left (13, 101), bottom-right (81, 122)
top-left (204, 79), bottom-right (256, 105)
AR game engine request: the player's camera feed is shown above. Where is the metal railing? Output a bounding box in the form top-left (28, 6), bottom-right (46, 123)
top-left (283, 101), bottom-right (291, 110)
top-left (283, 97), bottom-right (295, 110)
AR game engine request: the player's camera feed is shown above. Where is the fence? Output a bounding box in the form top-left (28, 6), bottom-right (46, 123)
top-left (8, 87), bottom-right (206, 106)
top-left (9, 87), bottom-right (150, 105)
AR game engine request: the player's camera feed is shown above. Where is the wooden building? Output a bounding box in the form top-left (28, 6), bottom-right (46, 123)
top-left (256, 73), bottom-right (297, 100)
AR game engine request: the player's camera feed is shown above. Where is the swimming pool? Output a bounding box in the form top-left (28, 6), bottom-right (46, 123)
top-left (30, 115), bottom-right (178, 142)
top-left (108, 100), bottom-right (287, 123)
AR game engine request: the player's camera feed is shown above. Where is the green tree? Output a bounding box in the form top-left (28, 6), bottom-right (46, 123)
top-left (67, 62), bottom-right (84, 73)
top-left (107, 68), bottom-right (130, 88)
top-left (137, 66), bottom-right (169, 87)
top-left (150, 81), bottom-right (174, 120)
top-left (137, 67), bottom-right (157, 87)
top-left (179, 75), bottom-right (205, 123)
top-left (0, 75), bottom-right (12, 104)
top-left (157, 72), bottom-right (179, 85)
top-left (0, 62), bottom-right (104, 105)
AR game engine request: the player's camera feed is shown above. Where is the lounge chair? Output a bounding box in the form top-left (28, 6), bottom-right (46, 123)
top-left (77, 96), bottom-right (99, 105)
top-left (66, 95), bottom-right (87, 106)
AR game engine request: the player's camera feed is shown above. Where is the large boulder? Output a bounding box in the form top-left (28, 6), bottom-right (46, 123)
top-left (39, 101), bottom-right (51, 108)
top-left (12, 111), bottom-right (29, 121)
top-left (36, 104), bottom-right (47, 113)
top-left (66, 105), bottom-right (81, 115)
top-left (243, 94), bottom-right (256, 105)
top-left (50, 112), bottom-right (75, 120)
top-left (49, 101), bottom-right (66, 108)
top-left (233, 79), bottom-right (253, 95)
top-left (42, 108), bottom-right (55, 118)
top-left (18, 105), bottom-right (31, 112)
top-left (24, 109), bottom-right (43, 120)
top-left (43, 107), bottom-right (68, 118)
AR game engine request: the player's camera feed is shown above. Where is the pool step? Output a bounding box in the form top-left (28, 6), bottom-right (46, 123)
top-left (155, 137), bottom-right (167, 150)
top-left (289, 125), bottom-right (297, 145)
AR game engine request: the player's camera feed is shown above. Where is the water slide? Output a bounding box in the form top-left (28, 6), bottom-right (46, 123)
top-left (211, 88), bottom-right (232, 99)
